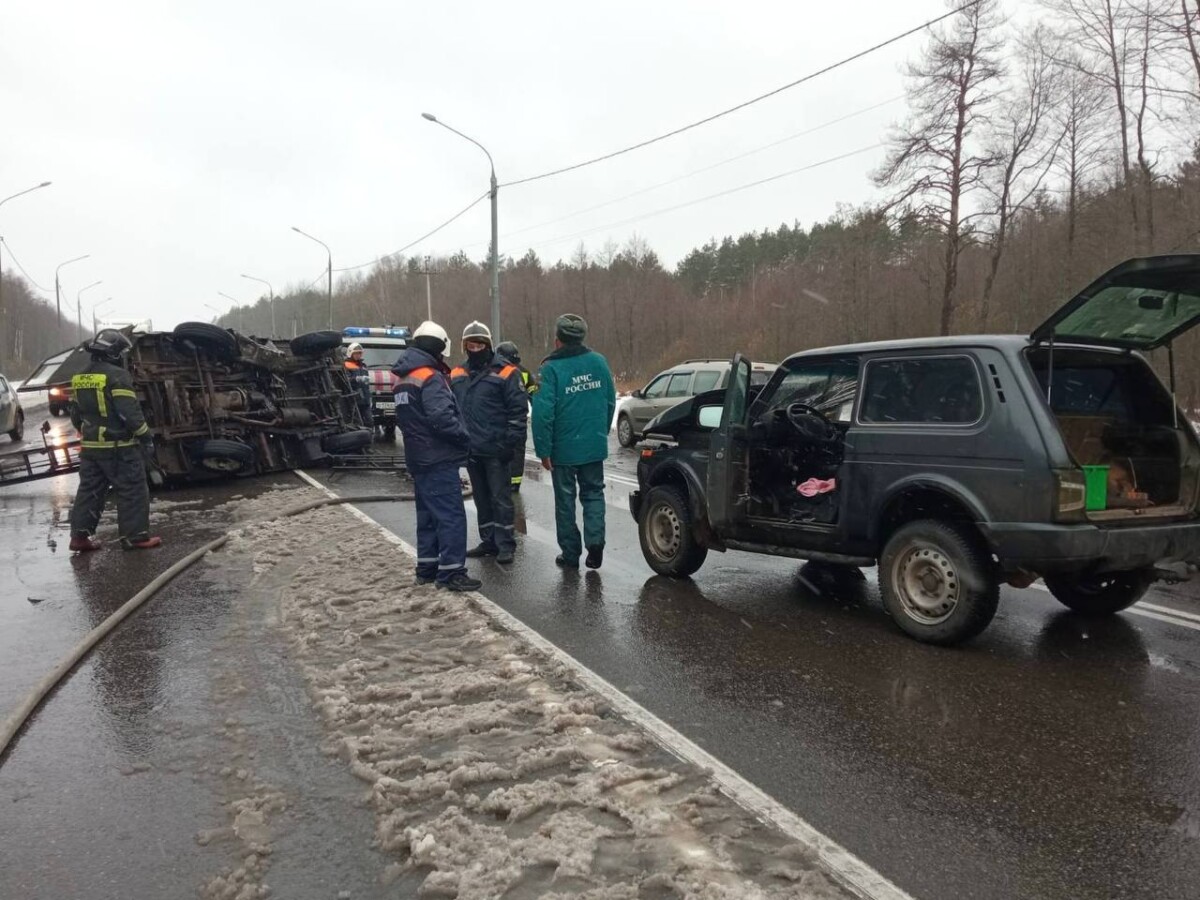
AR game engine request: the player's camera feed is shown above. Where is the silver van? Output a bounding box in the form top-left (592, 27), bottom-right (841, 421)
top-left (617, 358), bottom-right (775, 447)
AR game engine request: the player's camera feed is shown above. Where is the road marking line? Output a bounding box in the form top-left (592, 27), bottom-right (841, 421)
top-left (295, 469), bottom-right (913, 900)
top-left (1029, 582), bottom-right (1200, 634)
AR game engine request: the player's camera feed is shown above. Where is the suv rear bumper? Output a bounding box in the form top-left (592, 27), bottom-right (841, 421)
top-left (981, 519), bottom-right (1200, 573)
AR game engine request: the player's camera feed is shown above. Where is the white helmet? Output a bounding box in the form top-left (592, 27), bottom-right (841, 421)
top-left (461, 320), bottom-right (492, 350)
top-left (346, 342), bottom-right (364, 355)
top-left (412, 320), bottom-right (451, 358)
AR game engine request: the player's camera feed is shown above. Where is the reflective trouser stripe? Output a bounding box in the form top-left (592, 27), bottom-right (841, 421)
top-left (438, 562), bottom-right (465, 569)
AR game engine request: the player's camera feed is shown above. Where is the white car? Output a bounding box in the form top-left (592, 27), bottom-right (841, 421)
top-left (0, 375), bottom-right (26, 442)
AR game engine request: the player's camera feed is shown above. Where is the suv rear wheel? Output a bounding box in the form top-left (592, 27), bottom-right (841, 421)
top-left (880, 520), bottom-right (998, 645)
top-left (617, 413), bottom-right (636, 448)
top-left (8, 411), bottom-right (24, 442)
top-left (638, 485), bottom-right (708, 577)
top-left (1044, 569), bottom-right (1152, 615)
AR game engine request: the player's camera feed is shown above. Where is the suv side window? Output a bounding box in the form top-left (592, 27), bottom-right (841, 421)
top-left (665, 372), bottom-right (693, 398)
top-left (755, 358), bottom-right (859, 423)
top-left (860, 356), bottom-right (983, 424)
top-left (643, 374), bottom-right (670, 399)
top-left (692, 370), bottom-right (721, 394)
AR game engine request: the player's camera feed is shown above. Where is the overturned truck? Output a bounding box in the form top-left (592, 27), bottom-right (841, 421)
top-left (14, 322), bottom-right (374, 486)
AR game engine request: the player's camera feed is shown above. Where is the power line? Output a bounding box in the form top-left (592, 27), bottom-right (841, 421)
top-left (523, 143), bottom-right (885, 252)
top-left (0, 237), bottom-right (51, 292)
top-left (493, 94), bottom-right (905, 245)
top-left (500, 1), bottom-right (980, 188)
top-left (333, 190), bottom-right (490, 273)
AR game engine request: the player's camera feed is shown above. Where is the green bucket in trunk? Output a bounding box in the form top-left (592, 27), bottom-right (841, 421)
top-left (1081, 465), bottom-right (1109, 511)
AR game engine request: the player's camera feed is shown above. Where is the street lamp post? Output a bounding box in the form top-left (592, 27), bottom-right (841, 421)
top-left (77, 280), bottom-right (103, 341)
top-left (240, 273), bottom-right (275, 336)
top-left (421, 113), bottom-right (500, 341)
top-left (218, 291), bottom-right (244, 332)
top-left (55, 254), bottom-right (90, 347)
top-left (0, 180), bottom-right (52, 369)
top-left (291, 227), bottom-right (332, 330)
top-left (92, 297), bottom-right (115, 335)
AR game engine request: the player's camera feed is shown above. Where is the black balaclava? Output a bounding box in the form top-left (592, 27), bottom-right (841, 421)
top-left (411, 335), bottom-right (447, 360)
top-left (466, 344), bottom-right (493, 370)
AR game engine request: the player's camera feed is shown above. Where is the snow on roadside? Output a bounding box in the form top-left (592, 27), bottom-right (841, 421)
top-left (229, 504), bottom-right (857, 899)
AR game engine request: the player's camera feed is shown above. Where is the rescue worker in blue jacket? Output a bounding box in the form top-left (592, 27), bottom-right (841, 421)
top-left (391, 321), bottom-right (481, 592)
top-left (343, 342), bottom-right (373, 428)
top-left (67, 329), bottom-right (162, 552)
top-left (495, 340), bottom-right (538, 493)
top-left (450, 322), bottom-right (527, 565)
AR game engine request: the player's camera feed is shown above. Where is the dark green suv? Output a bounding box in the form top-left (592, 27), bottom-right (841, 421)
top-left (630, 256), bottom-right (1200, 645)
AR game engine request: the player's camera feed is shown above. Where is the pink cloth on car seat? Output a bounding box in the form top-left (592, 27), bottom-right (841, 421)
top-left (796, 477), bottom-right (837, 497)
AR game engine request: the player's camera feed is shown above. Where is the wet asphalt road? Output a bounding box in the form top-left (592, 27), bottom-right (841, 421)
top-left (308, 434), bottom-right (1200, 900)
top-left (2, 403), bottom-right (1199, 899)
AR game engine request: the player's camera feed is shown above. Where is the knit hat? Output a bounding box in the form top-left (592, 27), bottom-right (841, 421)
top-left (555, 313), bottom-right (587, 344)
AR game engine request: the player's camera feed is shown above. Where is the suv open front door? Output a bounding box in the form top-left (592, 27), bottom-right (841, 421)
top-left (706, 353), bottom-right (751, 531)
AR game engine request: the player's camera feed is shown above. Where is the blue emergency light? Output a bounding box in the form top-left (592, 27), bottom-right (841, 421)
top-left (342, 326), bottom-right (411, 338)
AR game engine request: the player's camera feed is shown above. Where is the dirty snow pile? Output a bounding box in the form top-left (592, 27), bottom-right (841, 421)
top-left (225, 504), bottom-right (857, 899)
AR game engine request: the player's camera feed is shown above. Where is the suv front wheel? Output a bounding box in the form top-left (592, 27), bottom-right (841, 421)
top-left (617, 413), bottom-right (636, 448)
top-left (880, 520), bottom-right (999, 645)
top-left (1043, 569), bottom-right (1152, 616)
top-left (638, 485), bottom-right (708, 577)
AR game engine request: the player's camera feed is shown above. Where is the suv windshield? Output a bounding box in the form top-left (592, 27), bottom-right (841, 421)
top-left (356, 346), bottom-right (404, 368)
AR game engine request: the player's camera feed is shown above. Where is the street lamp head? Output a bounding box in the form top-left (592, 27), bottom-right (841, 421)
top-left (39, 181), bottom-right (51, 188)
top-left (421, 112), bottom-right (438, 122)
top-left (290, 226), bottom-right (302, 234)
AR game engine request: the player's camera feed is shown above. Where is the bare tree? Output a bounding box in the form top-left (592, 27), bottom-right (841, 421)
top-left (980, 26), bottom-right (1062, 326)
top-left (875, 0), bottom-right (1006, 334)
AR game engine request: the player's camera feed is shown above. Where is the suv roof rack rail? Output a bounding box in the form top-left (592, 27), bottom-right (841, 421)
top-left (681, 358), bottom-right (728, 364)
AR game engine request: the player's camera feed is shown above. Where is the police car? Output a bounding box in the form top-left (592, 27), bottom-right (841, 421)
top-left (342, 326), bottom-right (410, 441)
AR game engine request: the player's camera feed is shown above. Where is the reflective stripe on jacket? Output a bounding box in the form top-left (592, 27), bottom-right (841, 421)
top-left (69, 359), bottom-right (149, 451)
top-left (449, 355), bottom-right (528, 458)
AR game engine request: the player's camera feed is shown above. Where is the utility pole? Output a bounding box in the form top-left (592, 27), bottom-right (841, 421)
top-left (417, 256), bottom-right (436, 321)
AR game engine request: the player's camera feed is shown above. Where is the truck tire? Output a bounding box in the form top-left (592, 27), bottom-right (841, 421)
top-left (290, 330), bottom-right (343, 357)
top-left (174, 322), bottom-right (239, 360)
top-left (191, 439), bottom-right (255, 473)
top-left (1044, 569), bottom-right (1153, 616)
top-left (879, 519), bottom-right (998, 645)
top-left (8, 411), bottom-right (24, 442)
top-left (638, 485), bottom-right (708, 577)
top-left (322, 430), bottom-right (373, 454)
top-left (617, 413), bottom-right (636, 448)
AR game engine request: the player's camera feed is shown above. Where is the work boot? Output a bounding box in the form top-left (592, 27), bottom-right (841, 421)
top-left (122, 535), bottom-right (163, 551)
top-left (466, 543), bottom-right (498, 558)
top-left (555, 555), bottom-right (579, 569)
top-left (69, 534), bottom-right (102, 553)
top-left (438, 572), bottom-right (482, 592)
top-left (585, 546), bottom-right (604, 570)
top-left (496, 549), bottom-right (514, 565)
top-left (414, 574), bottom-right (436, 586)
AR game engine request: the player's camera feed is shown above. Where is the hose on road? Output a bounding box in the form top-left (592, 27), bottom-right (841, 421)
top-left (0, 489), bottom-right (445, 763)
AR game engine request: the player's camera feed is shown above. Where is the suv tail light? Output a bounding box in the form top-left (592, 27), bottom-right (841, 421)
top-left (1053, 469), bottom-right (1087, 522)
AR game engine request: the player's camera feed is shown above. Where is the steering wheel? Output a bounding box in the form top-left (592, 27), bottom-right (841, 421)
top-left (785, 402), bottom-right (835, 443)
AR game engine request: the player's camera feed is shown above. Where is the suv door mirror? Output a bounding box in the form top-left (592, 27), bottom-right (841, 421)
top-left (630, 388), bottom-right (643, 399)
top-left (697, 405), bottom-right (723, 428)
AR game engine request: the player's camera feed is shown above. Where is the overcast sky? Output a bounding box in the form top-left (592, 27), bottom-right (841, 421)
top-left (2, 0), bottom-right (963, 330)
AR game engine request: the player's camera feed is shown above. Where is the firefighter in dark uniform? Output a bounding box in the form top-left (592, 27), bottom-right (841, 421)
top-left (495, 340), bottom-right (537, 492)
top-left (67, 329), bottom-right (162, 552)
top-left (344, 342), bottom-right (373, 428)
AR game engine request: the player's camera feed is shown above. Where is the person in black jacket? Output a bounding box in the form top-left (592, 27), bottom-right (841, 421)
top-left (67, 329), bottom-right (162, 552)
top-left (495, 340), bottom-right (538, 493)
top-left (450, 321), bottom-right (527, 565)
top-left (391, 321), bottom-right (481, 592)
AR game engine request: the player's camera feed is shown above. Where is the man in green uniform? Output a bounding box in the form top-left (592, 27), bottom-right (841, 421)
top-left (531, 314), bottom-right (616, 570)
top-left (67, 329), bottom-right (162, 552)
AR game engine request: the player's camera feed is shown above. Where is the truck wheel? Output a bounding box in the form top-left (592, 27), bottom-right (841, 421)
top-left (880, 520), bottom-right (998, 645)
top-left (1044, 570), bottom-right (1153, 616)
top-left (191, 439), bottom-right (255, 473)
top-left (8, 411), bottom-right (24, 442)
top-left (638, 485), bottom-right (708, 577)
top-left (323, 430), bottom-right (373, 454)
top-left (290, 330), bottom-right (343, 357)
top-left (174, 322), bottom-right (239, 360)
top-left (49, 404), bottom-right (62, 417)
top-left (616, 413), bottom-right (636, 448)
